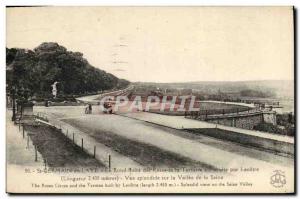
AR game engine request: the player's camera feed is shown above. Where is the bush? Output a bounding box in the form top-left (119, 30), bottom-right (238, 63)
top-left (253, 122), bottom-right (294, 136)
top-left (277, 113), bottom-right (295, 125)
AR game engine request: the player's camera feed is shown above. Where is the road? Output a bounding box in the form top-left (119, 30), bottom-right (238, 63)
top-left (34, 106), bottom-right (294, 172)
top-left (75, 85), bottom-right (134, 104)
top-left (121, 112), bottom-right (294, 144)
top-left (197, 100), bottom-right (256, 108)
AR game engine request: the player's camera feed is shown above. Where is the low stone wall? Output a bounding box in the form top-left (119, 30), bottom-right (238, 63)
top-left (189, 111), bottom-right (277, 130)
top-left (206, 114), bottom-right (263, 130)
top-left (186, 128), bottom-right (294, 156)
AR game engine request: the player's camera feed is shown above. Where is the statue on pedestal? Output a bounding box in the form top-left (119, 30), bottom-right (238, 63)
top-left (51, 81), bottom-right (59, 98)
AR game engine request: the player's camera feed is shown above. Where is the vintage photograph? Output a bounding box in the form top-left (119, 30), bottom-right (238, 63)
top-left (6, 6), bottom-right (294, 193)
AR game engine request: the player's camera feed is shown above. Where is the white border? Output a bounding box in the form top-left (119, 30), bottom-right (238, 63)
top-left (2, 0), bottom-right (299, 6)
top-left (1, 1), bottom-right (298, 198)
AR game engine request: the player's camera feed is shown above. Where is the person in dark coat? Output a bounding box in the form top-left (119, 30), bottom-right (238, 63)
top-left (88, 104), bottom-right (92, 114)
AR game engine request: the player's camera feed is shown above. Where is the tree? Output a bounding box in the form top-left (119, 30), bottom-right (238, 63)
top-left (6, 42), bottom-right (130, 98)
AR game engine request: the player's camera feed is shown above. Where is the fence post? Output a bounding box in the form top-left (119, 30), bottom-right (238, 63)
top-left (81, 138), bottom-right (84, 151)
top-left (19, 120), bottom-right (21, 131)
top-left (35, 146), bottom-right (38, 162)
top-left (23, 127), bottom-right (25, 139)
top-left (44, 159), bottom-right (47, 169)
top-left (73, 133), bottom-right (75, 144)
top-left (108, 155), bottom-right (111, 170)
top-left (94, 146), bottom-right (96, 158)
top-left (27, 135), bottom-right (29, 148)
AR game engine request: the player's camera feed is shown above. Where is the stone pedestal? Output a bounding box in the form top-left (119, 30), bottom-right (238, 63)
top-left (262, 111), bottom-right (277, 125)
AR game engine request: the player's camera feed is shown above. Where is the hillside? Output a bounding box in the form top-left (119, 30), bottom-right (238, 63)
top-left (134, 80), bottom-right (294, 99)
top-left (6, 42), bottom-right (129, 96)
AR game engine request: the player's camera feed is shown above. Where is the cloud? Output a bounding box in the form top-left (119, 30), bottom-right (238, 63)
top-left (112, 61), bottom-right (128, 64)
top-left (114, 68), bottom-right (126, 72)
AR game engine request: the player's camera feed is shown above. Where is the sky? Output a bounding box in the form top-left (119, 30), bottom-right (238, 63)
top-left (6, 7), bottom-right (294, 83)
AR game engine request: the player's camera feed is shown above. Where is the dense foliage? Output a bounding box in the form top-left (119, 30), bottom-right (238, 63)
top-left (6, 42), bottom-right (129, 97)
top-left (253, 122), bottom-right (294, 136)
top-left (277, 113), bottom-right (295, 125)
top-left (240, 89), bottom-right (274, 98)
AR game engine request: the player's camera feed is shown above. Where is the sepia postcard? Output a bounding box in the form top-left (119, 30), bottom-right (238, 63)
top-left (6, 6), bottom-right (295, 194)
